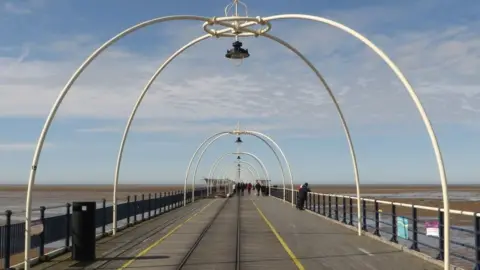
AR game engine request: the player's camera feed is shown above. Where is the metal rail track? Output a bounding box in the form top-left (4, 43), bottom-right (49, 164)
top-left (176, 195), bottom-right (241, 269)
top-left (91, 202), bottom-right (211, 269)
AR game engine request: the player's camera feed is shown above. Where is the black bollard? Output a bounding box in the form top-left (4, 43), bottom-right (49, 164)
top-left (71, 202), bottom-right (96, 261)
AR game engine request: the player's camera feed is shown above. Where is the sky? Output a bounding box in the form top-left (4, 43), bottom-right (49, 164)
top-left (0, 0), bottom-right (479, 186)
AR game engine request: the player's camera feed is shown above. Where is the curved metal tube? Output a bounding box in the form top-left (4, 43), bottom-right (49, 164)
top-left (243, 130), bottom-right (295, 205)
top-left (118, 31), bottom-right (355, 214)
top-left (114, 21), bottom-right (260, 233)
top-left (219, 163), bottom-right (256, 192)
top-left (263, 14), bottom-right (450, 267)
top-left (237, 160), bottom-right (261, 179)
top-left (208, 152), bottom-right (270, 182)
top-left (259, 33), bottom-right (361, 233)
top-left (191, 131), bottom-right (288, 202)
top-left (235, 160), bottom-right (258, 181)
top-left (184, 132), bottom-right (229, 201)
top-left (23, 15), bottom-right (221, 267)
top-left (208, 19), bottom-right (361, 233)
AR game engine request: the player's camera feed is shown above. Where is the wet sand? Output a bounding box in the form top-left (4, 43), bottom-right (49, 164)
top-left (310, 185), bottom-right (480, 225)
top-left (1, 184), bottom-right (478, 222)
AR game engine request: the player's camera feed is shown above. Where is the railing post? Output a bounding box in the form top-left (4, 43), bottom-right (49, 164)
top-left (410, 207), bottom-right (419, 251)
top-left (154, 193), bottom-right (157, 216)
top-left (309, 193), bottom-right (312, 210)
top-left (39, 206), bottom-right (46, 258)
top-left (65, 203), bottom-right (71, 249)
top-left (126, 195), bottom-right (131, 226)
top-left (390, 204), bottom-right (398, 243)
top-left (342, 197), bottom-right (347, 224)
top-left (312, 193), bottom-right (315, 212)
top-left (328, 195), bottom-right (332, 218)
top-left (316, 194), bottom-right (320, 214)
top-left (4, 210), bottom-right (12, 269)
top-left (174, 191), bottom-right (177, 208)
top-left (436, 210), bottom-right (444, 261)
top-left (133, 195), bottom-right (137, 224)
top-left (166, 192), bottom-right (170, 212)
top-left (179, 191), bottom-right (183, 207)
top-left (362, 199), bottom-right (367, 231)
top-left (322, 194), bottom-right (326, 216)
top-left (335, 196), bottom-right (339, 220)
top-left (141, 194), bottom-right (145, 221)
top-left (474, 213), bottom-right (480, 270)
top-left (349, 198), bottom-right (353, 226)
top-left (148, 193), bottom-right (151, 220)
top-left (160, 192), bottom-right (165, 214)
top-left (374, 201), bottom-right (380, 236)
top-left (102, 199), bottom-right (106, 235)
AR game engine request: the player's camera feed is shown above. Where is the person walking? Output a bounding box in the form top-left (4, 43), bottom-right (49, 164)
top-left (247, 183), bottom-right (252, 195)
top-left (255, 181), bottom-right (261, 196)
top-left (232, 182), bottom-right (237, 196)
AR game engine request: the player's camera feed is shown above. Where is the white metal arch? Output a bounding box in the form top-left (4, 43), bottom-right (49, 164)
top-left (260, 15), bottom-right (449, 267)
top-left (207, 152), bottom-right (269, 196)
top-left (184, 132), bottom-right (228, 200)
top-left (208, 152), bottom-right (269, 185)
top-left (223, 162), bottom-right (256, 193)
top-left (210, 159), bottom-right (261, 193)
top-left (24, 12), bottom-right (449, 269)
top-left (213, 161), bottom-right (257, 192)
top-left (113, 30), bottom-right (360, 229)
top-left (236, 160), bottom-right (258, 181)
top-left (185, 131), bottom-right (283, 200)
top-left (187, 130), bottom-right (291, 205)
top-left (234, 160), bottom-right (271, 196)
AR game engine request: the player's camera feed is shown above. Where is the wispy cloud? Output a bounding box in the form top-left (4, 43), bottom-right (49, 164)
top-left (1, 1), bottom-right (479, 138)
top-left (3, 2), bottom-right (31, 14)
top-left (2, 0), bottom-right (44, 15)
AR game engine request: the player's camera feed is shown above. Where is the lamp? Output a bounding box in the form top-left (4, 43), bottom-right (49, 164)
top-left (225, 41), bottom-right (250, 66)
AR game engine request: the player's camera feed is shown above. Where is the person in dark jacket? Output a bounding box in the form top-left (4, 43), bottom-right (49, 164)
top-left (240, 182), bottom-right (246, 196)
top-left (255, 182), bottom-right (261, 196)
top-left (296, 183), bottom-right (311, 210)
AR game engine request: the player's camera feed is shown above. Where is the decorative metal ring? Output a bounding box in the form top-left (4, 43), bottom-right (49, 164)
top-left (202, 16), bottom-right (271, 38)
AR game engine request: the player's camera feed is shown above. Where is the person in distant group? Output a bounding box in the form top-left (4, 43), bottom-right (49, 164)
top-left (232, 182), bottom-right (237, 196)
top-left (296, 182), bottom-right (311, 210)
top-left (240, 182), bottom-right (246, 196)
top-left (247, 182), bottom-right (252, 195)
top-left (255, 181), bottom-right (262, 196)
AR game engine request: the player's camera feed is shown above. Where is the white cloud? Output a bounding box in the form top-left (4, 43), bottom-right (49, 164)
top-left (3, 2), bottom-right (31, 14)
top-left (2, 0), bottom-right (44, 14)
top-left (1, 2), bottom-right (480, 137)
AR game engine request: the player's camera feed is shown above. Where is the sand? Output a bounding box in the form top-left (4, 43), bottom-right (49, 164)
top-left (309, 185), bottom-right (480, 225)
top-left (1, 184), bottom-right (478, 224)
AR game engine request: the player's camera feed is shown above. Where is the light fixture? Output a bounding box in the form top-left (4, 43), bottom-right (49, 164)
top-left (225, 40), bottom-right (249, 66)
top-left (235, 136), bottom-right (243, 144)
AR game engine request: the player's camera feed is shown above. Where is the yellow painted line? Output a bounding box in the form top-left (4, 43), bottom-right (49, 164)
top-left (251, 199), bottom-right (305, 270)
top-left (118, 199), bottom-right (218, 269)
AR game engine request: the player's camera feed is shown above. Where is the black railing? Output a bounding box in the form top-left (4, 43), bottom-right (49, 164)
top-left (270, 188), bottom-right (480, 270)
top-left (0, 188), bottom-right (207, 269)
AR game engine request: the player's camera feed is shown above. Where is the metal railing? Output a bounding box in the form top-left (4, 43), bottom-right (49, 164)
top-left (270, 188), bottom-right (480, 270)
top-left (0, 188), bottom-right (209, 269)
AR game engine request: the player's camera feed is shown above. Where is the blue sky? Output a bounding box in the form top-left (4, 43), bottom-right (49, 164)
top-left (1, 0), bottom-right (480, 186)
